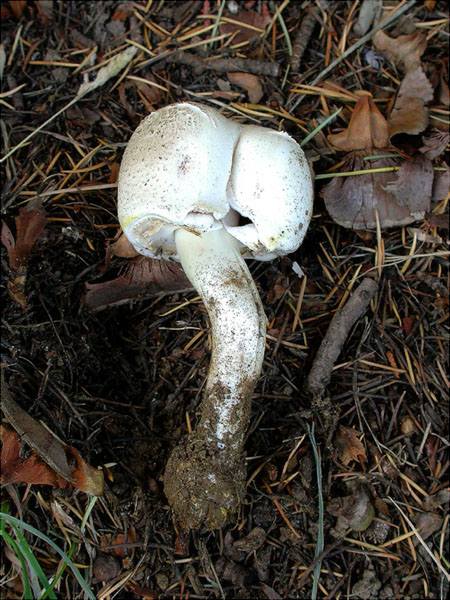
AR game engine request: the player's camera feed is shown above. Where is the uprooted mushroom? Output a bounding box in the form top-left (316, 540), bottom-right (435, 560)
top-left (117, 103), bottom-right (313, 529)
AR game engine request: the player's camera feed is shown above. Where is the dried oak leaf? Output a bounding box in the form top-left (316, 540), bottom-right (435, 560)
top-left (84, 256), bottom-right (190, 311)
top-left (388, 66), bottom-right (434, 137)
top-left (1, 378), bottom-right (103, 495)
top-left (335, 425), bottom-right (367, 466)
top-left (220, 10), bottom-right (271, 45)
top-left (322, 153), bottom-right (433, 230)
top-left (420, 129), bottom-right (449, 160)
top-left (329, 482), bottom-right (375, 536)
top-left (227, 72), bottom-right (264, 104)
top-left (328, 95), bottom-right (389, 151)
top-left (373, 30), bottom-right (427, 72)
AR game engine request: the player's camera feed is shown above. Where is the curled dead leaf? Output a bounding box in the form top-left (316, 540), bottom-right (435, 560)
top-left (1, 378), bottom-right (103, 495)
top-left (373, 30), bottom-right (427, 72)
top-left (420, 129), bottom-right (449, 160)
top-left (1, 201), bottom-right (47, 308)
top-left (328, 95), bottom-right (389, 151)
top-left (84, 256), bottom-right (190, 311)
top-left (322, 153), bottom-right (433, 230)
top-left (227, 72), bottom-right (264, 104)
top-left (335, 425), bottom-right (367, 466)
top-left (220, 9), bottom-right (271, 45)
top-left (388, 66), bottom-right (433, 137)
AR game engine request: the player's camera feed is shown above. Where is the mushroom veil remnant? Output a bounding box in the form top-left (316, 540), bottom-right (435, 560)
top-left (118, 103), bottom-right (313, 529)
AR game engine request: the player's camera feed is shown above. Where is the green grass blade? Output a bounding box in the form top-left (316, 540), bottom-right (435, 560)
top-left (0, 524), bottom-right (34, 599)
top-left (0, 513), bottom-right (96, 600)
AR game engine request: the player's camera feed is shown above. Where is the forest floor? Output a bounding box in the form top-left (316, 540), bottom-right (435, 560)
top-left (1, 1), bottom-right (449, 599)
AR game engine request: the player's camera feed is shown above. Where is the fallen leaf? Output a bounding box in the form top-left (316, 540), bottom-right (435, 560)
top-left (322, 153), bottom-right (432, 230)
top-left (1, 201), bottom-right (46, 271)
top-left (328, 95), bottom-right (389, 151)
top-left (134, 78), bottom-right (163, 112)
top-left (329, 482), bottom-right (375, 536)
top-left (1, 378), bottom-right (103, 495)
top-left (1, 201), bottom-right (46, 308)
top-left (420, 130), bottom-right (449, 160)
top-left (100, 528), bottom-right (137, 558)
top-left (34, 0), bottom-right (53, 25)
top-left (388, 66), bottom-right (433, 137)
top-left (77, 46), bottom-right (137, 98)
top-left (423, 489), bottom-right (450, 511)
top-left (335, 425), bottom-right (367, 465)
top-left (109, 233), bottom-right (140, 258)
top-left (8, 1), bottom-right (27, 19)
top-left (84, 256), bottom-right (190, 311)
top-left (414, 511), bottom-right (443, 544)
top-left (227, 72), bottom-right (263, 104)
top-left (1, 425), bottom-right (68, 488)
top-left (353, 0), bottom-right (382, 37)
top-left (431, 165), bottom-right (449, 203)
top-left (384, 155), bottom-right (434, 213)
top-left (373, 30), bottom-right (427, 72)
top-left (220, 10), bottom-right (271, 45)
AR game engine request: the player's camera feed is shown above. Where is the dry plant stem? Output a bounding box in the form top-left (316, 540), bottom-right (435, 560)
top-left (164, 228), bottom-right (266, 530)
top-left (166, 50), bottom-right (280, 77)
top-left (307, 278), bottom-right (378, 397)
top-left (290, 4), bottom-right (321, 74)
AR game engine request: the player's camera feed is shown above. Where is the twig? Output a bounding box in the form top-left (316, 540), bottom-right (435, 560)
top-left (308, 423), bottom-right (324, 600)
top-left (166, 50), bottom-right (280, 77)
top-left (307, 277), bottom-right (378, 397)
top-left (289, 0), bottom-right (418, 110)
top-left (290, 4), bottom-right (321, 73)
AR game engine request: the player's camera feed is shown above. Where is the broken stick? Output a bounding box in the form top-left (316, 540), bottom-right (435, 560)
top-left (307, 277), bottom-right (378, 397)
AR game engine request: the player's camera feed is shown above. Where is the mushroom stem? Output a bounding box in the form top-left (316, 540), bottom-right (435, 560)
top-left (163, 227), bottom-right (266, 529)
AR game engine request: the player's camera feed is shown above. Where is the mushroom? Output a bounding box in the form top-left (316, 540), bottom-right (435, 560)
top-left (117, 103), bottom-right (313, 529)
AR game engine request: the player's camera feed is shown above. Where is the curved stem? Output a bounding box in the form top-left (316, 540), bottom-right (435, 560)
top-left (163, 228), bottom-right (266, 529)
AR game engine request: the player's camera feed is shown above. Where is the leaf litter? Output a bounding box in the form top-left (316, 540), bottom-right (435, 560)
top-left (1, 2), bottom-right (448, 599)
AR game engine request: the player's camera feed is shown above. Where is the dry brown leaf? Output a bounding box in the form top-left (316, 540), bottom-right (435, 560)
top-left (420, 130), bottom-right (449, 159)
top-left (373, 30), bottom-right (427, 72)
top-left (384, 155), bottom-right (434, 212)
top-left (335, 425), bottom-right (367, 466)
top-left (84, 256), bottom-right (190, 311)
top-left (134, 78), bottom-right (163, 112)
top-left (414, 511), bottom-right (443, 544)
top-left (329, 482), bottom-right (375, 536)
top-left (431, 165), bottom-right (449, 203)
top-left (227, 72), bottom-right (264, 104)
top-left (388, 66), bottom-right (433, 137)
top-left (328, 95), bottom-right (389, 151)
top-left (110, 233), bottom-right (140, 258)
top-left (322, 153), bottom-right (433, 230)
top-left (8, 0), bottom-right (27, 19)
top-left (1, 425), bottom-right (69, 488)
top-left (1, 378), bottom-right (104, 495)
top-left (100, 528), bottom-right (137, 558)
top-left (220, 10), bottom-right (271, 45)
top-left (1, 201), bottom-right (47, 308)
top-left (1, 201), bottom-right (46, 272)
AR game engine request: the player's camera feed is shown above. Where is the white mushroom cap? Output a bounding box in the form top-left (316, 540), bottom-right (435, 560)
top-left (118, 103), bottom-right (313, 261)
top-left (118, 103), bottom-right (241, 259)
top-left (225, 125), bottom-right (313, 260)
